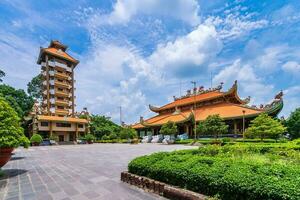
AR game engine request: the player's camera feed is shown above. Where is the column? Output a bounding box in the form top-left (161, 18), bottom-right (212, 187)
top-left (234, 120), bottom-right (237, 134)
top-left (71, 65), bottom-right (75, 117)
top-left (75, 123), bottom-right (78, 140)
top-left (49, 121), bottom-right (53, 137)
top-left (46, 55), bottom-right (50, 114)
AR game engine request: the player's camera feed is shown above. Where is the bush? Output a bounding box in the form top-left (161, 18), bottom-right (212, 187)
top-left (101, 135), bottom-right (110, 140)
top-left (160, 121), bottom-right (177, 135)
top-left (85, 134), bottom-right (95, 142)
top-left (245, 113), bottom-right (286, 140)
top-left (49, 135), bottom-right (58, 141)
top-left (95, 139), bottom-right (128, 143)
top-left (109, 133), bottom-right (118, 140)
top-left (128, 142), bottom-right (300, 200)
top-left (0, 97), bottom-right (27, 148)
top-left (30, 134), bottom-right (43, 144)
top-left (120, 127), bottom-right (138, 139)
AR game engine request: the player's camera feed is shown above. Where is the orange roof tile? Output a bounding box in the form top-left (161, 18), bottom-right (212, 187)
top-left (131, 123), bottom-right (144, 129)
top-left (38, 115), bottom-right (88, 123)
top-left (159, 91), bottom-right (224, 110)
top-left (43, 48), bottom-right (78, 64)
top-left (133, 102), bottom-right (264, 129)
top-left (191, 103), bottom-right (262, 121)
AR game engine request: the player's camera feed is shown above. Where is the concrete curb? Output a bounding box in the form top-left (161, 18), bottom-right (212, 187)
top-left (121, 171), bottom-right (207, 200)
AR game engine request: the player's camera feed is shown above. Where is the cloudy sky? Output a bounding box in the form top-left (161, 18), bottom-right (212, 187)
top-left (0, 0), bottom-right (299, 124)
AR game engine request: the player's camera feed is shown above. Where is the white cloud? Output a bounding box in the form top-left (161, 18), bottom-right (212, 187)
top-left (76, 23), bottom-right (222, 123)
top-left (206, 15), bottom-right (268, 40)
top-left (88, 0), bottom-right (200, 27)
top-left (0, 31), bottom-right (40, 90)
top-left (149, 24), bottom-right (222, 75)
top-left (213, 59), bottom-right (274, 104)
top-left (282, 61), bottom-right (300, 75)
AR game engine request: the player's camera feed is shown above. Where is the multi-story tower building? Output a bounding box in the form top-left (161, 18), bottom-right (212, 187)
top-left (31, 40), bottom-right (88, 143)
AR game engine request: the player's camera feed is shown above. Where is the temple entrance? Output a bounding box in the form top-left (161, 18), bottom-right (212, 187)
top-left (58, 135), bottom-right (64, 142)
top-left (69, 133), bottom-right (74, 142)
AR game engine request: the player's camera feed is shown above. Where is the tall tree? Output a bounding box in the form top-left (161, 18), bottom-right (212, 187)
top-left (203, 115), bottom-right (228, 138)
top-left (27, 74), bottom-right (43, 100)
top-left (196, 121), bottom-right (206, 138)
top-left (245, 113), bottom-right (286, 140)
top-left (160, 121), bottom-right (178, 135)
top-left (0, 69), bottom-right (5, 82)
top-left (285, 108), bottom-right (300, 139)
top-left (0, 84), bottom-right (34, 118)
top-left (90, 115), bottom-right (121, 139)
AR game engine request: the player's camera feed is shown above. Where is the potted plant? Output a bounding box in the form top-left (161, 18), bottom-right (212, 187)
top-left (0, 97), bottom-right (29, 168)
top-left (85, 134), bottom-right (95, 144)
top-left (30, 134), bottom-right (43, 146)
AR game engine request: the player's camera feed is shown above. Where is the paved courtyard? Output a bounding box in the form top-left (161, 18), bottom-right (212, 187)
top-left (0, 143), bottom-right (195, 200)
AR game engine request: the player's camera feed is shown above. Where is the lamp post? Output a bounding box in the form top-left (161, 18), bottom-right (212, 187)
top-left (191, 81), bottom-right (197, 141)
top-left (242, 110), bottom-right (246, 139)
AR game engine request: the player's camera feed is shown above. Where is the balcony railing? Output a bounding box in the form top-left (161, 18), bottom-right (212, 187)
top-left (55, 90), bottom-right (69, 97)
top-left (55, 109), bottom-right (69, 115)
top-left (55, 99), bottom-right (69, 106)
top-left (55, 81), bottom-right (70, 88)
top-left (55, 72), bottom-right (69, 79)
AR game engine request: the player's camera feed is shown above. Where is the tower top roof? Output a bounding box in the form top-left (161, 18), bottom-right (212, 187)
top-left (37, 40), bottom-right (79, 66)
top-left (49, 40), bottom-right (68, 51)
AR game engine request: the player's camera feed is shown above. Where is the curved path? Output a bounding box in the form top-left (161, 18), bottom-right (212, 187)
top-left (0, 143), bottom-right (195, 200)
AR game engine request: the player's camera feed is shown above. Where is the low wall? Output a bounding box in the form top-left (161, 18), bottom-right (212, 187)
top-left (121, 171), bottom-right (207, 200)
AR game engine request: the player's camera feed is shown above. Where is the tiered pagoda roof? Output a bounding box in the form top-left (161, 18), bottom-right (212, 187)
top-left (132, 81), bottom-right (283, 129)
top-left (37, 40), bottom-right (79, 66)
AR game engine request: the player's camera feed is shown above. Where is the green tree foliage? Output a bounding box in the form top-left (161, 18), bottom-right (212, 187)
top-left (0, 97), bottom-right (27, 148)
top-left (160, 121), bottom-right (177, 135)
top-left (196, 121), bottom-right (206, 137)
top-left (30, 133), bottom-right (43, 144)
top-left (120, 127), bottom-right (138, 139)
top-left (245, 113), bottom-right (286, 140)
top-left (85, 134), bottom-right (95, 142)
top-left (90, 115), bottom-right (121, 139)
top-left (201, 114), bottom-right (228, 138)
top-left (0, 84), bottom-right (34, 118)
top-left (0, 69), bottom-right (5, 82)
top-left (27, 74), bottom-right (42, 100)
top-left (285, 108), bottom-right (300, 139)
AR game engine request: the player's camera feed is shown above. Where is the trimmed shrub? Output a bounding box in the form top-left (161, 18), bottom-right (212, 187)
top-left (30, 134), bottom-right (43, 144)
top-left (128, 143), bottom-right (300, 200)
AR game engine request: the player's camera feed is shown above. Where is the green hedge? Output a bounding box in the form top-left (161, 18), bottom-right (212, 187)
top-left (174, 138), bottom-right (288, 145)
top-left (128, 143), bottom-right (300, 200)
top-left (95, 139), bottom-right (128, 143)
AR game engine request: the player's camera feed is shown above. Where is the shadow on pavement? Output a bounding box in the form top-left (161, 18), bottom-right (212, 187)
top-left (0, 169), bottom-right (27, 180)
top-left (10, 156), bottom-right (25, 161)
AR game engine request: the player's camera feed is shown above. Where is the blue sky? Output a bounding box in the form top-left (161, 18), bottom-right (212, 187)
top-left (0, 0), bottom-right (300, 124)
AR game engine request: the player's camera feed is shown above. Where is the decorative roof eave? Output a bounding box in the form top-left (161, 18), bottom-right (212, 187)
top-left (149, 104), bottom-right (161, 113)
top-left (140, 112), bottom-right (194, 127)
top-left (223, 80), bottom-right (249, 104)
top-left (219, 98), bottom-right (284, 121)
top-left (37, 48), bottom-right (79, 66)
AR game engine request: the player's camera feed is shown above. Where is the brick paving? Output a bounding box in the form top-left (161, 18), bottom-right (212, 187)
top-left (0, 143), bottom-right (195, 200)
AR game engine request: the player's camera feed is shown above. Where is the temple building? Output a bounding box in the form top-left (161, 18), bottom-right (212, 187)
top-left (132, 81), bottom-right (283, 137)
top-left (28, 40), bottom-right (89, 143)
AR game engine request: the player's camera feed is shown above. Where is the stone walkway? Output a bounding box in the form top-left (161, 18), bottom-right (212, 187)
top-left (0, 143), bottom-right (195, 200)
